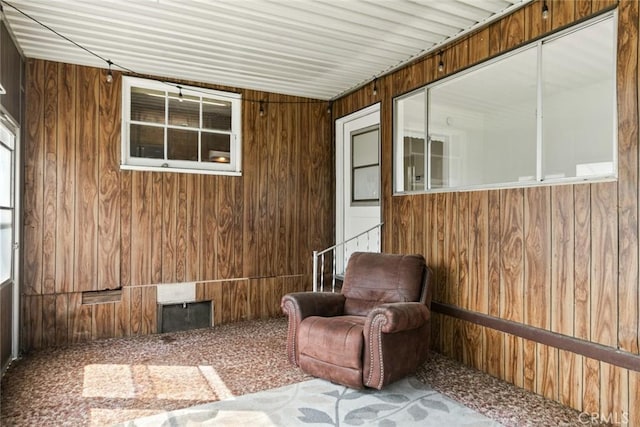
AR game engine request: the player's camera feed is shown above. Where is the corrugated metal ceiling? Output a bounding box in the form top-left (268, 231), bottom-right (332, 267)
top-left (2, 0), bottom-right (531, 100)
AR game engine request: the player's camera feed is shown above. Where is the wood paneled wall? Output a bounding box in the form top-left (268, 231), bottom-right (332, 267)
top-left (334, 0), bottom-right (639, 422)
top-left (22, 61), bottom-right (333, 350)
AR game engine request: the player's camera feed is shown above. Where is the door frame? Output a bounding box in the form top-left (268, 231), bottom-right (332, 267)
top-left (0, 114), bottom-right (20, 370)
top-left (335, 103), bottom-right (381, 259)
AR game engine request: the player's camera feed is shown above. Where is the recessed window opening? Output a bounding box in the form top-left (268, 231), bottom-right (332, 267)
top-left (394, 12), bottom-right (617, 194)
top-left (121, 76), bottom-right (242, 175)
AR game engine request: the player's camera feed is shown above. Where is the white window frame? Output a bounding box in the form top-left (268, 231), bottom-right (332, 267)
top-left (121, 76), bottom-right (242, 175)
top-left (393, 11), bottom-right (617, 194)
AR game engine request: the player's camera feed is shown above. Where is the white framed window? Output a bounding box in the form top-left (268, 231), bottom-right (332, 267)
top-left (121, 76), bottom-right (242, 175)
top-left (394, 12), bottom-right (617, 193)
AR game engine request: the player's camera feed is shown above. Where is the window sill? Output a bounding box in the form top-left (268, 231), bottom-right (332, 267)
top-left (120, 164), bottom-right (242, 176)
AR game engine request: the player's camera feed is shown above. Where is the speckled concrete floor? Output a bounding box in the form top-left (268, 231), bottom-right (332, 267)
top-left (1, 317), bottom-right (587, 427)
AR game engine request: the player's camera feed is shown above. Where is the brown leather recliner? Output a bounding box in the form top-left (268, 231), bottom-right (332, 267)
top-left (281, 251), bottom-right (433, 390)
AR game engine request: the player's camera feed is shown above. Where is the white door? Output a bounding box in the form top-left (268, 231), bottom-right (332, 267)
top-left (335, 104), bottom-right (381, 273)
top-left (0, 120), bottom-right (19, 371)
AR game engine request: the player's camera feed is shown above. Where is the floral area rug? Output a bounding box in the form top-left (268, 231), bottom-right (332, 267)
top-left (117, 376), bottom-right (502, 426)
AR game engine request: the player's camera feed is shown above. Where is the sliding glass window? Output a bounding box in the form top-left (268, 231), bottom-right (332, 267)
top-left (394, 12), bottom-right (616, 194)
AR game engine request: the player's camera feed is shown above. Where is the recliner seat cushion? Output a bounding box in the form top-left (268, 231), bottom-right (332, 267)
top-left (298, 315), bottom-right (365, 369)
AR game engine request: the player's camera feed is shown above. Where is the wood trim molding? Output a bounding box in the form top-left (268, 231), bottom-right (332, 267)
top-left (431, 301), bottom-right (640, 372)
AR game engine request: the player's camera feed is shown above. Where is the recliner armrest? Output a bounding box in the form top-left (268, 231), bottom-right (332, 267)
top-left (365, 302), bottom-right (430, 334)
top-left (281, 292), bottom-right (347, 366)
top-left (281, 292), bottom-right (346, 320)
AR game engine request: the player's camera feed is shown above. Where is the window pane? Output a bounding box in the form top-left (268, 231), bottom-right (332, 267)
top-left (395, 90), bottom-right (426, 192)
top-left (130, 124), bottom-right (164, 158)
top-left (203, 98), bottom-right (232, 131)
top-left (0, 145), bottom-right (11, 207)
top-left (131, 87), bottom-right (165, 123)
top-left (0, 209), bottom-right (11, 284)
top-left (353, 129), bottom-right (378, 167)
top-left (169, 94), bottom-right (200, 128)
top-left (353, 165), bottom-right (379, 202)
top-left (202, 133), bottom-right (231, 163)
top-left (168, 129), bottom-right (198, 161)
top-left (430, 47), bottom-right (538, 187)
top-left (542, 18), bottom-right (615, 179)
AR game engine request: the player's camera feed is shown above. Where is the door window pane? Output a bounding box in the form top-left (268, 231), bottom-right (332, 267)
top-left (0, 145), bottom-right (11, 207)
top-left (352, 128), bottom-right (379, 203)
top-left (0, 209), bottom-right (11, 283)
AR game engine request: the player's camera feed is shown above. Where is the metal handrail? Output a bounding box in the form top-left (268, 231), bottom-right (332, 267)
top-left (312, 222), bottom-right (383, 292)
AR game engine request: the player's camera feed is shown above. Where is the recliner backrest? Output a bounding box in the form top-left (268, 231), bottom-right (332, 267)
top-left (341, 252), bottom-right (427, 316)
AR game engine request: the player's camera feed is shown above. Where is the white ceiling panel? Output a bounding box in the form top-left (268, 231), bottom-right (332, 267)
top-left (1, 0), bottom-right (530, 100)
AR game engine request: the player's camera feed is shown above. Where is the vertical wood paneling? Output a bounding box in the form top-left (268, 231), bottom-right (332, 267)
top-left (504, 334), bottom-right (523, 387)
top-left (114, 286), bottom-right (130, 338)
top-left (131, 172), bottom-right (152, 286)
top-left (583, 357), bottom-right (601, 414)
top-left (536, 344), bottom-right (558, 401)
top-left (175, 174), bottom-right (187, 282)
top-left (469, 191), bottom-right (489, 314)
top-left (119, 171), bottom-right (132, 288)
top-left (524, 187), bottom-right (550, 329)
top-left (97, 66), bottom-right (120, 290)
top-left (22, 295), bottom-right (42, 350)
top-left (575, 0), bottom-right (592, 19)
top-left (630, 370), bottom-right (640, 427)
top-left (590, 182), bottom-right (618, 347)
top-left (186, 174), bottom-right (201, 282)
top-left (74, 66), bottom-right (99, 292)
top-left (551, 0), bottom-right (576, 29)
top-left (161, 173), bottom-right (177, 283)
top-left (412, 195), bottom-right (424, 256)
top-left (523, 339), bottom-right (536, 392)
top-left (457, 192), bottom-right (469, 309)
top-left (92, 302), bottom-right (114, 340)
top-left (445, 193), bottom-right (458, 306)
top-left (41, 295), bottom-right (56, 348)
top-left (141, 286), bottom-right (156, 334)
top-left (276, 99), bottom-right (290, 275)
top-left (468, 28), bottom-right (489, 66)
top-left (599, 362), bottom-right (626, 424)
top-left (500, 188), bottom-right (524, 323)
top-left (129, 286), bottom-right (142, 336)
top-left (551, 185), bottom-right (575, 336)
top-left (574, 184), bottom-right (591, 340)
top-left (527, 0), bottom-right (551, 40)
top-left (559, 349), bottom-right (582, 409)
top-left (69, 293), bottom-right (91, 344)
top-left (435, 193), bottom-right (446, 303)
top-left (54, 294), bottom-right (68, 346)
top-left (24, 59), bottom-right (44, 296)
top-left (617, 0), bottom-right (640, 354)
top-left (55, 63), bottom-right (76, 294)
top-left (42, 61), bottom-right (57, 295)
top-left (487, 190), bottom-right (501, 318)
top-left (502, 7), bottom-right (525, 50)
top-left (150, 172), bottom-right (163, 283)
top-left (216, 177), bottom-right (235, 279)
